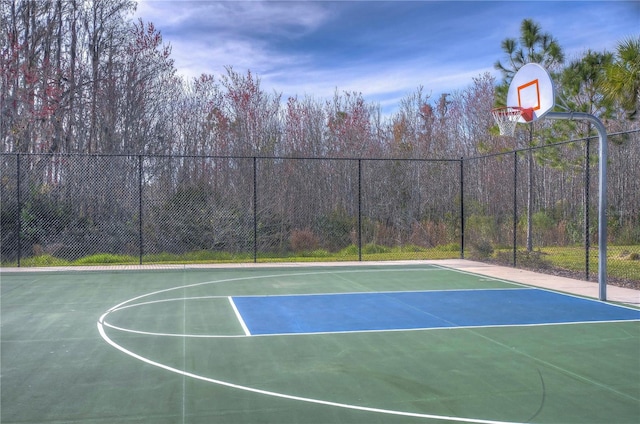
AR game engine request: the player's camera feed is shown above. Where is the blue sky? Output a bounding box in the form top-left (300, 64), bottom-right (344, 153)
top-left (134, 1), bottom-right (639, 114)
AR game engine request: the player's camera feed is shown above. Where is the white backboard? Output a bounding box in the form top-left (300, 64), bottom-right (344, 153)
top-left (507, 63), bottom-right (555, 123)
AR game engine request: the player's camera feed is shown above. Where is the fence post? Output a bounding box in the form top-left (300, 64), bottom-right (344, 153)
top-left (253, 157), bottom-right (258, 263)
top-left (138, 155), bottom-right (143, 265)
top-left (513, 152), bottom-right (518, 267)
top-left (16, 153), bottom-right (22, 267)
top-left (459, 158), bottom-right (464, 259)
top-left (358, 159), bottom-right (362, 261)
top-left (585, 138), bottom-right (590, 281)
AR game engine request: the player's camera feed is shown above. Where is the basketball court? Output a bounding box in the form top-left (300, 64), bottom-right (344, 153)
top-left (2, 61), bottom-right (636, 424)
top-left (2, 260), bottom-right (638, 424)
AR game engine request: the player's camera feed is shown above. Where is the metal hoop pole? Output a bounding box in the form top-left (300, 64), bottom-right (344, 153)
top-left (544, 112), bottom-right (607, 301)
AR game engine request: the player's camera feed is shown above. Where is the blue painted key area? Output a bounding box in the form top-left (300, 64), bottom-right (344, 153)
top-left (232, 288), bottom-right (640, 335)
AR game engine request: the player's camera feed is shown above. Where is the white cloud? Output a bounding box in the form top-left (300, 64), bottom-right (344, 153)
top-left (135, 0), bottom-right (329, 81)
top-left (136, 0), bottom-right (329, 37)
top-left (134, 0), bottom-right (639, 117)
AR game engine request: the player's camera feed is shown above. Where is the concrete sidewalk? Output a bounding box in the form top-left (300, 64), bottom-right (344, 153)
top-left (2, 259), bottom-right (639, 307)
top-left (435, 259), bottom-right (640, 307)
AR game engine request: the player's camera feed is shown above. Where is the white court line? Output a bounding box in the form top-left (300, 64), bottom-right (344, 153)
top-left (228, 296), bottom-right (251, 336)
top-left (97, 315), bottom-right (522, 424)
top-left (100, 312), bottom-right (639, 339)
top-left (100, 320), bottom-right (247, 337)
top-left (97, 267), bottom-right (635, 423)
top-left (102, 269), bottom-right (437, 314)
top-left (100, 287), bottom-right (639, 339)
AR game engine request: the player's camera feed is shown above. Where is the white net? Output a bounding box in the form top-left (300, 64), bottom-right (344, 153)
top-left (491, 106), bottom-right (523, 136)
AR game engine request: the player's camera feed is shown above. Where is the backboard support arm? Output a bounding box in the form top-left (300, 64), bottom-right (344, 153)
top-left (544, 112), bottom-right (608, 301)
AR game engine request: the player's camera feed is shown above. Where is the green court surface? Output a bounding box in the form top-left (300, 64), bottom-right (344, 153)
top-left (1, 263), bottom-right (639, 424)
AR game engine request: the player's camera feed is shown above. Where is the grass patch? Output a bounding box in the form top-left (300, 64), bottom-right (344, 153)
top-left (493, 245), bottom-right (640, 282)
top-left (74, 254), bottom-right (138, 265)
top-left (2, 245), bottom-right (637, 283)
top-left (15, 254), bottom-right (72, 267)
top-left (144, 250), bottom-right (253, 264)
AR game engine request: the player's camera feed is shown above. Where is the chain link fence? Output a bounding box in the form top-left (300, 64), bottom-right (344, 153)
top-left (463, 131), bottom-right (640, 288)
top-left (0, 154), bottom-right (462, 265)
top-left (1, 132), bottom-right (638, 287)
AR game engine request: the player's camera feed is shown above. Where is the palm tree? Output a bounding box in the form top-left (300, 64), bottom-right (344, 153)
top-left (494, 19), bottom-right (565, 253)
top-left (559, 50), bottom-right (613, 279)
top-left (494, 19), bottom-right (565, 85)
top-left (602, 37), bottom-right (640, 120)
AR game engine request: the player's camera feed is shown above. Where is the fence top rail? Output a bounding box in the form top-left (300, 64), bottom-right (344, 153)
top-left (0, 151), bottom-right (462, 163)
top-left (462, 128), bottom-right (639, 162)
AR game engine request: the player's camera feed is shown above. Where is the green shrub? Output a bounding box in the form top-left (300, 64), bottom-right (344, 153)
top-left (362, 243), bottom-right (390, 254)
top-left (399, 244), bottom-right (427, 253)
top-left (297, 249), bottom-right (332, 258)
top-left (316, 209), bottom-right (355, 251)
top-left (20, 254), bottom-right (71, 267)
top-left (532, 211), bottom-right (554, 231)
top-left (436, 243), bottom-right (461, 252)
top-left (466, 214), bottom-right (498, 242)
top-left (74, 254), bottom-right (136, 265)
top-left (469, 239), bottom-right (494, 259)
top-left (338, 244), bottom-right (359, 256)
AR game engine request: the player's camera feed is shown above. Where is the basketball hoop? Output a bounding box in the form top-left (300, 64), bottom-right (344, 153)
top-left (491, 106), bottom-right (531, 136)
